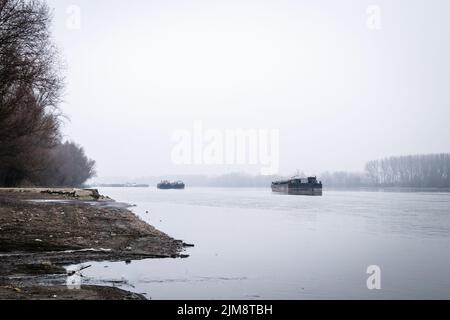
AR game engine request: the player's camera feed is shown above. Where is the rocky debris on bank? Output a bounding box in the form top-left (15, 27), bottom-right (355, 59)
top-left (0, 188), bottom-right (110, 201)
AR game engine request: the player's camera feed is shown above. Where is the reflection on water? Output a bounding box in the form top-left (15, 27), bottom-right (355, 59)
top-left (73, 188), bottom-right (450, 299)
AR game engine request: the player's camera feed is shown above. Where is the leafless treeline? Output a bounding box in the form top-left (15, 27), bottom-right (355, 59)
top-left (0, 0), bottom-right (95, 187)
top-left (365, 154), bottom-right (450, 188)
top-left (321, 154), bottom-right (450, 188)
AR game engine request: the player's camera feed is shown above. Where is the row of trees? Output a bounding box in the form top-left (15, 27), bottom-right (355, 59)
top-left (0, 0), bottom-right (95, 187)
top-left (364, 154), bottom-right (450, 188)
top-left (320, 154), bottom-right (450, 188)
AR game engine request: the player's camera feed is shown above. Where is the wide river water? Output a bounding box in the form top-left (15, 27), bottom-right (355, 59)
top-left (76, 187), bottom-right (450, 299)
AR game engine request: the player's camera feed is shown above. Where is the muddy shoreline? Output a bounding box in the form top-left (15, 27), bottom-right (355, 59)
top-left (0, 189), bottom-right (189, 300)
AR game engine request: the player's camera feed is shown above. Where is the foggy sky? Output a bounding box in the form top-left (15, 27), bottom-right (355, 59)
top-left (46, 0), bottom-right (450, 179)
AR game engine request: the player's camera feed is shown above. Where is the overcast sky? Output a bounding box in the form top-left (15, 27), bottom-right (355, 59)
top-left (46, 0), bottom-right (450, 178)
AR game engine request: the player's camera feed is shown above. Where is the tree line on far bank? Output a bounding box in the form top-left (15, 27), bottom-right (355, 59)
top-left (364, 153), bottom-right (450, 188)
top-left (323, 154), bottom-right (450, 188)
top-left (213, 153), bottom-right (450, 188)
top-left (0, 0), bottom-right (95, 187)
top-left (115, 153), bottom-right (450, 189)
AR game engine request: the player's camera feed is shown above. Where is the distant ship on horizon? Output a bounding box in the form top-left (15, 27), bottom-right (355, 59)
top-left (93, 183), bottom-right (149, 188)
top-left (157, 180), bottom-right (186, 190)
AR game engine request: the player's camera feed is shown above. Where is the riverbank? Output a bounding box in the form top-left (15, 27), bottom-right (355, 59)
top-left (0, 188), bottom-right (189, 300)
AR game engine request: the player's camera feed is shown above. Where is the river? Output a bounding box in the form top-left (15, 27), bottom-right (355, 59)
top-left (76, 187), bottom-right (450, 299)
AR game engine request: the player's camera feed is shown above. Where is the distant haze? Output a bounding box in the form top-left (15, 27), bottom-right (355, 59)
top-left (47, 0), bottom-right (450, 179)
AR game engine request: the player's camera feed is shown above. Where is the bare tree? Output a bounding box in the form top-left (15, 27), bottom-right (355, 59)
top-left (0, 0), bottom-right (95, 187)
top-left (0, 0), bottom-right (64, 186)
top-left (38, 141), bottom-right (96, 187)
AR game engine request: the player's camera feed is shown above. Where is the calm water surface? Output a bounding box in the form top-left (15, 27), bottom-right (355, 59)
top-left (76, 188), bottom-right (450, 299)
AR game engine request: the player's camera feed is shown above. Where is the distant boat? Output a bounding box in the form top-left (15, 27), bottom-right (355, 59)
top-left (96, 183), bottom-right (149, 188)
top-left (272, 176), bottom-right (322, 196)
top-left (157, 180), bottom-right (185, 190)
top-left (124, 183), bottom-right (150, 188)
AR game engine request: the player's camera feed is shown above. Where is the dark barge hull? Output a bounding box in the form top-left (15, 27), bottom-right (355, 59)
top-left (271, 185), bottom-right (322, 196)
top-left (158, 185), bottom-right (185, 190)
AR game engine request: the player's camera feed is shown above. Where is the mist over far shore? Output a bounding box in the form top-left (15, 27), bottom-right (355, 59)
top-left (90, 153), bottom-right (450, 189)
top-left (46, 0), bottom-right (450, 178)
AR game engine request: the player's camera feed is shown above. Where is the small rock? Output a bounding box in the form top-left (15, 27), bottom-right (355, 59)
top-left (35, 239), bottom-right (43, 242)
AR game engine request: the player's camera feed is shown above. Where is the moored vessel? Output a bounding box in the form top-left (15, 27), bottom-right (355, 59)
top-left (272, 176), bottom-right (322, 196)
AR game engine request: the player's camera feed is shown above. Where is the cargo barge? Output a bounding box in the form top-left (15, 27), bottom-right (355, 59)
top-left (271, 176), bottom-right (322, 196)
top-left (157, 181), bottom-right (185, 190)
